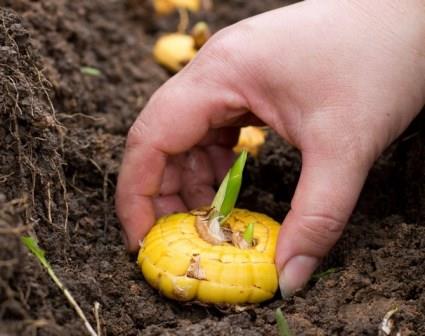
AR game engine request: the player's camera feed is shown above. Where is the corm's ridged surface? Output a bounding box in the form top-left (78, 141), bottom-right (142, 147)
top-left (138, 209), bottom-right (280, 305)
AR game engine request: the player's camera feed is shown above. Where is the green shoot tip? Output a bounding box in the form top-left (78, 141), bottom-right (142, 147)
top-left (243, 222), bottom-right (254, 245)
top-left (276, 308), bottom-right (292, 336)
top-left (211, 150), bottom-right (248, 222)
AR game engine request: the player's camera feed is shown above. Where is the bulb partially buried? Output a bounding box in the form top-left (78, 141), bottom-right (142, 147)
top-left (153, 33), bottom-right (197, 73)
top-left (153, 0), bottom-right (201, 16)
top-left (138, 208), bottom-right (280, 305)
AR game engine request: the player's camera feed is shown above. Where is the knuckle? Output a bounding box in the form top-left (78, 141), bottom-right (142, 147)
top-left (197, 25), bottom-right (249, 70)
top-left (202, 27), bottom-right (237, 59)
top-left (298, 213), bottom-right (346, 248)
top-left (127, 117), bottom-right (148, 149)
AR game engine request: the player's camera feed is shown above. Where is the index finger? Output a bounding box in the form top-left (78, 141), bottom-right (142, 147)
top-left (115, 69), bottom-right (247, 252)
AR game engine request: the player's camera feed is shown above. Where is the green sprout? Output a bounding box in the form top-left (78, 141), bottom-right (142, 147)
top-left (276, 308), bottom-right (292, 336)
top-left (211, 150), bottom-right (247, 223)
top-left (80, 66), bottom-right (102, 77)
top-left (21, 236), bottom-right (98, 336)
top-left (243, 222), bottom-right (255, 245)
top-left (311, 267), bottom-right (337, 280)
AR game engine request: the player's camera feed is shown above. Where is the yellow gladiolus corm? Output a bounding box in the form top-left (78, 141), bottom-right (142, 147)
top-left (153, 33), bottom-right (197, 73)
top-left (234, 126), bottom-right (267, 156)
top-left (191, 21), bottom-right (211, 49)
top-left (138, 208), bottom-right (280, 305)
top-left (138, 151), bottom-right (279, 305)
top-left (154, 0), bottom-right (200, 15)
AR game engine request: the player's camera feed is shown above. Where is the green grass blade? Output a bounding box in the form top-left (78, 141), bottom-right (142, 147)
top-left (21, 236), bottom-right (50, 269)
top-left (276, 308), bottom-right (292, 336)
top-left (243, 222), bottom-right (254, 245)
top-left (21, 236), bottom-right (98, 336)
top-left (81, 66), bottom-right (102, 77)
top-left (311, 268), bottom-right (337, 280)
top-left (211, 151), bottom-right (247, 220)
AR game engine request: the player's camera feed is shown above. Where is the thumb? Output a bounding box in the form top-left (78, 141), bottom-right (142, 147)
top-left (275, 151), bottom-right (370, 297)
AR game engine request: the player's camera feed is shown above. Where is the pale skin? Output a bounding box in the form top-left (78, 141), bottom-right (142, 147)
top-left (116, 0), bottom-right (425, 296)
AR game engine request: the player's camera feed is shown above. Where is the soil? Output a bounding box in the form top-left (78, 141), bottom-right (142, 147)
top-left (0, 0), bottom-right (424, 335)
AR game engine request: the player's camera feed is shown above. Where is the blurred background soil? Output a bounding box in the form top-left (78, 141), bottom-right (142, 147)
top-left (0, 0), bottom-right (424, 335)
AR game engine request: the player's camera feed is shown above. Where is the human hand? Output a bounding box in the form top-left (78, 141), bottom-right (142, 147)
top-left (116, 0), bottom-right (425, 296)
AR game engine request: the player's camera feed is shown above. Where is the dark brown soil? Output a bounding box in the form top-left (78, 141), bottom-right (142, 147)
top-left (0, 1), bottom-right (424, 335)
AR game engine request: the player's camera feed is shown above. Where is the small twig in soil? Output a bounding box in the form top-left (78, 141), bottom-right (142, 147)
top-left (379, 307), bottom-right (400, 336)
top-left (89, 159), bottom-right (103, 174)
top-left (93, 301), bottom-right (101, 336)
top-left (17, 286), bottom-right (31, 312)
top-left (6, 76), bottom-right (25, 178)
top-left (34, 66), bottom-right (65, 134)
top-left (177, 8), bottom-right (189, 33)
top-left (4, 75), bottom-right (38, 221)
top-left (23, 318), bottom-right (49, 329)
top-left (401, 131), bottom-right (419, 142)
top-left (69, 173), bottom-right (86, 195)
top-left (0, 172), bottom-right (14, 183)
top-left (30, 170), bottom-right (36, 214)
top-left (21, 236), bottom-right (99, 336)
top-left (102, 170), bottom-right (109, 233)
top-left (56, 166), bottom-right (69, 234)
top-left (88, 159), bottom-right (111, 232)
top-left (46, 181), bottom-right (53, 223)
top-left (57, 112), bottom-right (106, 123)
top-left (23, 318), bottom-right (63, 335)
top-left (0, 196), bottom-right (28, 211)
top-left (0, 225), bottom-right (31, 235)
top-left (1, 13), bottom-right (19, 53)
top-left (89, 159), bottom-right (111, 233)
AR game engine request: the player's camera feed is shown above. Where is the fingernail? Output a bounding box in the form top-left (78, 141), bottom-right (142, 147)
top-left (279, 255), bottom-right (320, 298)
top-left (121, 230), bottom-right (129, 250)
